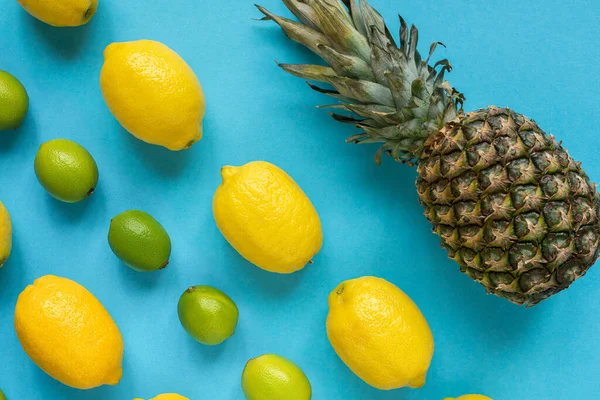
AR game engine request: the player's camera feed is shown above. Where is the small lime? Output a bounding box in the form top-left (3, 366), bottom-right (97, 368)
top-left (108, 210), bottom-right (171, 272)
top-left (0, 388), bottom-right (6, 400)
top-left (34, 139), bottom-right (99, 203)
top-left (242, 354), bottom-right (312, 400)
top-left (177, 285), bottom-right (239, 345)
top-left (0, 70), bottom-right (29, 131)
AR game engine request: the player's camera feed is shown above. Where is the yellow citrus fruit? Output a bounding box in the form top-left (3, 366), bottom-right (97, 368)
top-left (0, 201), bottom-right (12, 268)
top-left (444, 396), bottom-right (492, 400)
top-left (134, 395), bottom-right (189, 400)
top-left (213, 161), bottom-right (322, 273)
top-left (100, 40), bottom-right (205, 151)
top-left (16, 0), bottom-right (98, 27)
top-left (14, 275), bottom-right (124, 389)
top-left (326, 276), bottom-right (434, 390)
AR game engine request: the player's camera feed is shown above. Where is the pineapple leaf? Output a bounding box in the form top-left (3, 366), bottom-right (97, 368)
top-left (322, 103), bottom-right (398, 126)
top-left (374, 145), bottom-right (384, 165)
top-left (281, 0), bottom-right (321, 30)
top-left (399, 15), bottom-right (409, 55)
top-left (425, 42), bottom-right (445, 66)
top-left (358, 0), bottom-right (385, 38)
top-left (383, 70), bottom-right (411, 110)
top-left (306, 82), bottom-right (353, 102)
top-left (316, 44), bottom-right (375, 80)
top-left (329, 112), bottom-right (365, 124)
top-left (326, 76), bottom-right (394, 106)
top-left (344, 0), bottom-right (367, 36)
top-left (258, 0), bottom-right (464, 163)
top-left (408, 24), bottom-right (420, 63)
top-left (345, 132), bottom-right (369, 143)
top-left (278, 63), bottom-right (337, 82)
top-left (255, 5), bottom-right (329, 56)
top-left (345, 104), bottom-right (397, 123)
top-left (308, 0), bottom-right (371, 61)
top-left (411, 78), bottom-right (426, 99)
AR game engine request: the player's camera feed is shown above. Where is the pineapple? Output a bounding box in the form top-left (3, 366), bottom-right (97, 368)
top-left (257, 0), bottom-right (600, 306)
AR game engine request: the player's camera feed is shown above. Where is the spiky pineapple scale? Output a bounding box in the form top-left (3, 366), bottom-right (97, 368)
top-left (416, 107), bottom-right (600, 306)
top-left (258, 0), bottom-right (600, 305)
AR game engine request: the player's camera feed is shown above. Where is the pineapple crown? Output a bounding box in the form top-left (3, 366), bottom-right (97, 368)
top-left (257, 0), bottom-right (465, 165)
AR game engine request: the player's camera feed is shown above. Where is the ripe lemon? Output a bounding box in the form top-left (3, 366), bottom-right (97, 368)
top-left (100, 40), bottom-right (205, 151)
top-left (134, 395), bottom-right (189, 400)
top-left (108, 210), bottom-right (172, 272)
top-left (0, 70), bottom-right (29, 130)
top-left (14, 275), bottom-right (124, 389)
top-left (326, 276), bottom-right (434, 390)
top-left (213, 161), bottom-right (322, 273)
top-left (177, 285), bottom-right (239, 345)
top-left (444, 396), bottom-right (492, 400)
top-left (0, 201), bottom-right (12, 268)
top-left (242, 354), bottom-right (312, 400)
top-left (34, 139), bottom-right (99, 203)
top-left (16, 0), bottom-right (98, 27)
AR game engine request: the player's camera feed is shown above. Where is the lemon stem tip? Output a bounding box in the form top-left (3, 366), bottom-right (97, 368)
top-left (220, 166), bottom-right (238, 180)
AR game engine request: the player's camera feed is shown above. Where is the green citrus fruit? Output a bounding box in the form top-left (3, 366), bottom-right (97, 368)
top-left (0, 70), bottom-right (29, 131)
top-left (108, 210), bottom-right (171, 272)
top-left (177, 285), bottom-right (239, 345)
top-left (242, 354), bottom-right (312, 400)
top-left (0, 388), bottom-right (6, 400)
top-left (34, 139), bottom-right (99, 203)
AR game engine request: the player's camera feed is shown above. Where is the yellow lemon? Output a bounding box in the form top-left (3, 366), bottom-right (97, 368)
top-left (0, 201), bottom-right (12, 268)
top-left (100, 40), bottom-right (205, 151)
top-left (16, 0), bottom-right (97, 27)
top-left (213, 161), bottom-right (322, 273)
top-left (326, 276), bottom-right (434, 390)
top-left (134, 395), bottom-right (189, 400)
top-left (14, 275), bottom-right (124, 389)
top-left (444, 396), bottom-right (492, 400)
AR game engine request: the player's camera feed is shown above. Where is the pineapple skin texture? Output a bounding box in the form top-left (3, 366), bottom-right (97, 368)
top-left (417, 107), bottom-right (600, 306)
top-left (326, 276), bottom-right (434, 390)
top-left (0, 201), bottom-right (12, 267)
top-left (213, 161), bottom-right (322, 273)
top-left (100, 40), bottom-right (205, 151)
top-left (16, 0), bottom-right (97, 27)
top-left (14, 275), bottom-right (124, 389)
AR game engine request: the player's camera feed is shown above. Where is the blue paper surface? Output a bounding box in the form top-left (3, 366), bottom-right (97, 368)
top-left (1, 0), bottom-right (599, 399)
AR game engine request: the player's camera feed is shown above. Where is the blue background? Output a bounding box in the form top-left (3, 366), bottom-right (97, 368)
top-left (1, 0), bottom-right (599, 399)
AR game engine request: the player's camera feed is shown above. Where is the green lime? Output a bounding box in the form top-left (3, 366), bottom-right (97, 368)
top-left (0, 388), bottom-right (6, 400)
top-left (0, 70), bottom-right (29, 131)
top-left (34, 139), bottom-right (99, 203)
top-left (242, 354), bottom-right (312, 400)
top-left (177, 285), bottom-right (239, 345)
top-left (108, 210), bottom-right (171, 272)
